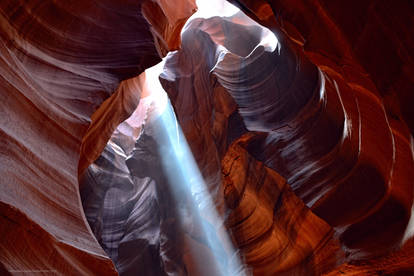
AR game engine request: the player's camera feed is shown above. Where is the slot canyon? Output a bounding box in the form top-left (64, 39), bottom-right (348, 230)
top-left (1, 0), bottom-right (414, 275)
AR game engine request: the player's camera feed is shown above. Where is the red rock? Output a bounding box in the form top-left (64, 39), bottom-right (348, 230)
top-left (2, 0), bottom-right (414, 274)
top-left (0, 0), bottom-right (193, 274)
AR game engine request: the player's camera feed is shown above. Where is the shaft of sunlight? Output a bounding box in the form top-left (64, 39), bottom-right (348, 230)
top-left (143, 59), bottom-right (247, 275)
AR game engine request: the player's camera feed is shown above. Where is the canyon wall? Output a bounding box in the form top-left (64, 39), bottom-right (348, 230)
top-left (1, 0), bottom-right (414, 275)
top-left (0, 0), bottom-right (193, 274)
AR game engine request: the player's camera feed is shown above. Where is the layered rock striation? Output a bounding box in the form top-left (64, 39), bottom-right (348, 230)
top-left (1, 0), bottom-right (414, 275)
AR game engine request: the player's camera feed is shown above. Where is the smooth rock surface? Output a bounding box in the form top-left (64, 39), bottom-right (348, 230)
top-left (0, 0), bottom-right (194, 274)
top-left (1, 0), bottom-right (414, 275)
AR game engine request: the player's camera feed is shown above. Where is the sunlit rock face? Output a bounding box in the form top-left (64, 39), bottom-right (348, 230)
top-left (228, 0), bottom-right (414, 272)
top-left (158, 13), bottom-right (339, 274)
top-left (1, 0), bottom-right (414, 275)
top-left (161, 2), bottom-right (414, 274)
top-left (222, 134), bottom-right (341, 275)
top-left (81, 108), bottom-right (187, 275)
top-left (0, 0), bottom-right (194, 274)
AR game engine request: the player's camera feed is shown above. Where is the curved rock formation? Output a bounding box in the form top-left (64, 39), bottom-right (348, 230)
top-left (222, 133), bottom-right (340, 275)
top-left (81, 115), bottom-right (188, 275)
top-left (227, 0), bottom-right (414, 271)
top-left (0, 0), bottom-right (194, 274)
top-left (1, 0), bottom-right (414, 275)
top-left (160, 3), bottom-right (414, 273)
top-left (159, 10), bottom-right (343, 274)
